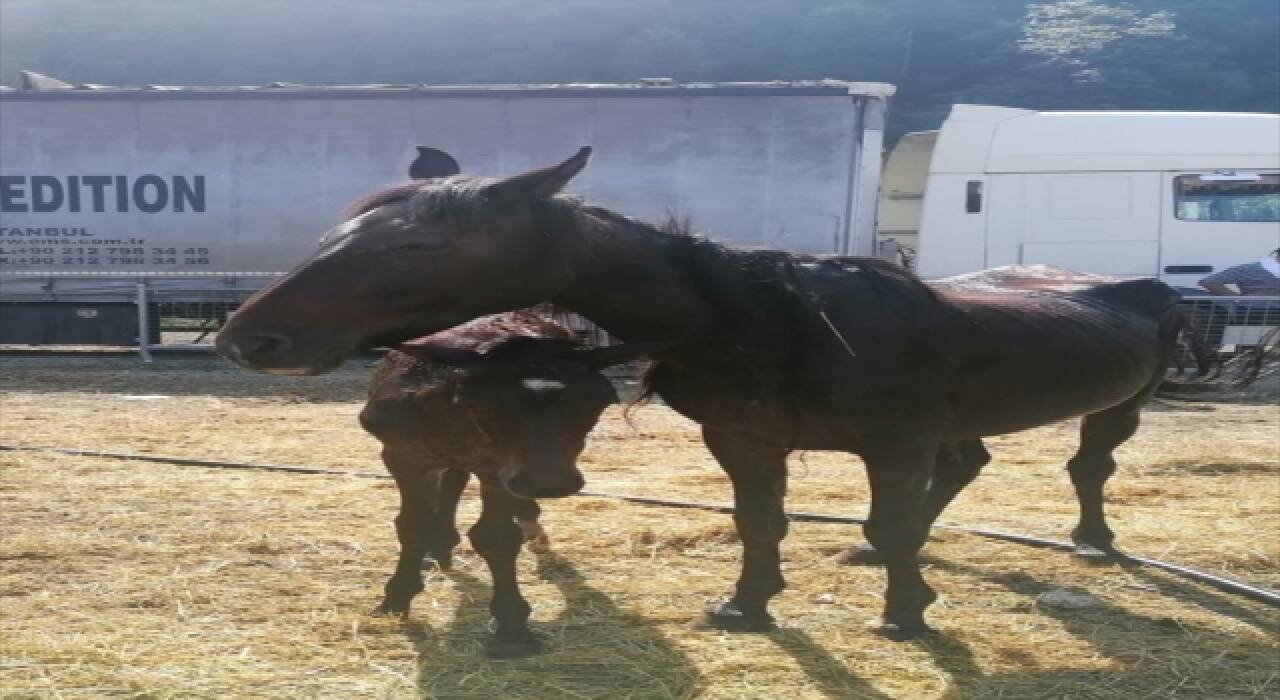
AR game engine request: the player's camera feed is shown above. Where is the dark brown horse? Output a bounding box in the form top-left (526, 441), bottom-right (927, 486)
top-left (361, 309), bottom-right (652, 657)
top-left (219, 148), bottom-right (1207, 637)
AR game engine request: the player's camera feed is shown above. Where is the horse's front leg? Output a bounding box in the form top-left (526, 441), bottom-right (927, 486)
top-left (861, 439), bottom-right (938, 638)
top-left (373, 449), bottom-right (441, 616)
top-left (695, 426), bottom-right (789, 632)
top-left (471, 476), bottom-right (542, 658)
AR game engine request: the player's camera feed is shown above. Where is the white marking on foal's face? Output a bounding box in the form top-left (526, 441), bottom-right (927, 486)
top-left (521, 378), bottom-right (566, 392)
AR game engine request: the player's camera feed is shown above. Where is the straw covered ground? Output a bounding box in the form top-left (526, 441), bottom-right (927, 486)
top-left (1, 355), bottom-right (1277, 699)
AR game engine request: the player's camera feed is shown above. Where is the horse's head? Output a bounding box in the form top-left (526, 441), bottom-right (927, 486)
top-left (217, 148), bottom-right (592, 375)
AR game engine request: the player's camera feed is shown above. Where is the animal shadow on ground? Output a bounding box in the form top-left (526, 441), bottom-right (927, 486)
top-left (1113, 561), bottom-right (1279, 637)
top-left (766, 627), bottom-right (894, 699)
top-left (1146, 459), bottom-right (1279, 476)
top-left (401, 547), bottom-right (705, 699)
top-left (917, 560), bottom-right (1278, 698)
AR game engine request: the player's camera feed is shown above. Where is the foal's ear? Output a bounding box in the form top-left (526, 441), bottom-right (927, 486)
top-left (487, 146), bottom-right (592, 201)
top-left (573, 340), bottom-right (672, 371)
top-left (415, 345), bottom-right (483, 366)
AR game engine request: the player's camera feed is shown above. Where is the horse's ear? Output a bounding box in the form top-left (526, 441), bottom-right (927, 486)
top-left (487, 146), bottom-right (592, 201)
top-left (572, 340), bottom-right (672, 371)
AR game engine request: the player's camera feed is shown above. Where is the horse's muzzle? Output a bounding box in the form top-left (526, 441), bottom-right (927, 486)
top-left (216, 331), bottom-right (343, 375)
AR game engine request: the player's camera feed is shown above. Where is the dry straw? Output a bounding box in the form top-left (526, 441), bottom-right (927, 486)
top-left (1, 356), bottom-right (1276, 698)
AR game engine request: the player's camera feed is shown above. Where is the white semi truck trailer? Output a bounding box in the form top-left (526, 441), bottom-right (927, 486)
top-left (4, 73), bottom-right (1276, 346)
top-left (0, 73), bottom-right (894, 344)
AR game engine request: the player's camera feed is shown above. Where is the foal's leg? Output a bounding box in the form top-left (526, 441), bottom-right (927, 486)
top-left (512, 498), bottom-right (546, 544)
top-left (695, 427), bottom-right (789, 632)
top-left (424, 468), bottom-right (469, 569)
top-left (1068, 402), bottom-right (1142, 555)
top-left (374, 450), bottom-right (440, 616)
top-left (834, 439), bottom-right (990, 565)
top-left (470, 476), bottom-right (541, 658)
top-left (861, 441), bottom-right (938, 638)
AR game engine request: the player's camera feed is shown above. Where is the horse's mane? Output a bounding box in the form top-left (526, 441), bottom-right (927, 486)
top-left (575, 202), bottom-right (938, 336)
top-left (340, 176), bottom-right (497, 222)
top-left (341, 182), bottom-right (423, 220)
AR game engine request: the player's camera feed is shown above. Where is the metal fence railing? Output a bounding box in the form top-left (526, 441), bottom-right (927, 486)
top-left (1178, 295), bottom-right (1280, 353)
top-left (0, 272), bottom-right (277, 361)
top-left (0, 273), bottom-right (621, 362)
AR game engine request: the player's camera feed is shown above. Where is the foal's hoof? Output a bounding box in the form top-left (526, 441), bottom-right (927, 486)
top-left (691, 602), bottom-right (775, 633)
top-left (424, 553), bottom-right (453, 571)
top-left (518, 521), bottom-right (551, 553)
top-left (371, 598), bottom-right (410, 618)
top-left (869, 617), bottom-right (932, 641)
top-left (517, 519), bottom-right (546, 543)
top-left (484, 631), bottom-right (544, 659)
top-left (831, 543), bottom-right (883, 566)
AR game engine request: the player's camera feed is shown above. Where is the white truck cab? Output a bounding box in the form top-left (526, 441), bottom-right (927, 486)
top-left (880, 105), bottom-right (1280, 289)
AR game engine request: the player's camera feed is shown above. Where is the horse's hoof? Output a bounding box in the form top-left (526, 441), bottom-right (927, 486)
top-left (831, 543), bottom-right (883, 566)
top-left (691, 602), bottom-right (775, 633)
top-left (869, 617), bottom-right (931, 641)
top-left (1071, 543), bottom-right (1120, 564)
top-left (484, 631), bottom-right (544, 659)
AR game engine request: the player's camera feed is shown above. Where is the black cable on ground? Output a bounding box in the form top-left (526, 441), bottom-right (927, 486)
top-left (3, 441), bottom-right (1277, 608)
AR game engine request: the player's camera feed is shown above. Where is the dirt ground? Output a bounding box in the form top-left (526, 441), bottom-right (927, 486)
top-left (1, 355), bottom-right (1277, 699)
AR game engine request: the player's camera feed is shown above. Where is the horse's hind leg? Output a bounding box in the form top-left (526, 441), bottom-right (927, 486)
top-left (1068, 403), bottom-right (1142, 555)
top-left (424, 468), bottom-right (469, 569)
top-left (834, 439), bottom-right (989, 565)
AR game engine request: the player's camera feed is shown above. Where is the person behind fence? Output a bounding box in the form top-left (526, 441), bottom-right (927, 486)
top-left (1192, 249), bottom-right (1280, 346)
top-left (1198, 248), bottom-right (1280, 297)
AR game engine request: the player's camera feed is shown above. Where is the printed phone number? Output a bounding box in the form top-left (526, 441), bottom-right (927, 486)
top-left (0, 246), bottom-right (213, 266)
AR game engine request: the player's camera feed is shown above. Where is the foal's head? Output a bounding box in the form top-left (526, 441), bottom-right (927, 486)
top-left (365, 336), bottom-right (652, 500)
top-left (218, 148), bottom-right (593, 375)
top-left (453, 338), bottom-right (646, 499)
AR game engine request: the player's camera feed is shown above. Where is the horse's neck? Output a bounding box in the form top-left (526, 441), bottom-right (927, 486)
top-left (552, 209), bottom-right (720, 341)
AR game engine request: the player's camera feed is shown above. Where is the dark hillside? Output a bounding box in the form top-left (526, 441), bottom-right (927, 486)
top-left (2, 0), bottom-right (1276, 138)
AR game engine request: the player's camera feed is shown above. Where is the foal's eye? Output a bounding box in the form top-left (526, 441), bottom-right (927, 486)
top-left (397, 241), bottom-right (446, 254)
